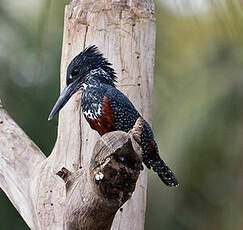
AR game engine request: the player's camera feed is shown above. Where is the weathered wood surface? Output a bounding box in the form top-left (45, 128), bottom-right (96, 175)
top-left (0, 100), bottom-right (45, 228)
top-left (59, 0), bottom-right (155, 229)
top-left (59, 118), bottom-right (144, 230)
top-left (0, 0), bottom-right (155, 229)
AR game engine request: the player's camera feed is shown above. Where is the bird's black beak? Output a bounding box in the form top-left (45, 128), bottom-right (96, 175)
top-left (48, 81), bottom-right (78, 121)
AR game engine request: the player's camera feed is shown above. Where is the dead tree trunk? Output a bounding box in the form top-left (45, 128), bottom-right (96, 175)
top-left (0, 0), bottom-right (155, 229)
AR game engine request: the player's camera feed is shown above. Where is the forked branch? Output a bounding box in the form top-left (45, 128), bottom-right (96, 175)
top-left (0, 97), bottom-right (145, 229)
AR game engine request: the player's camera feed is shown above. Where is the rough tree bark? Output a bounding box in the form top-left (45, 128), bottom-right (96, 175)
top-left (0, 0), bottom-right (155, 229)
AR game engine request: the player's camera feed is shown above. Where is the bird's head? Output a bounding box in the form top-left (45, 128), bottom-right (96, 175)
top-left (48, 45), bottom-right (116, 121)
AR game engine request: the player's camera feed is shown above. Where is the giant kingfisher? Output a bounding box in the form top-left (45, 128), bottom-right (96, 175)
top-left (48, 45), bottom-right (178, 187)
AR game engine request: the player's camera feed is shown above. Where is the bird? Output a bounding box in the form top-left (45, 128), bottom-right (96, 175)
top-left (48, 45), bottom-right (179, 187)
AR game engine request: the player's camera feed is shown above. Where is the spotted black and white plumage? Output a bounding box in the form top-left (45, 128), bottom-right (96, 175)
top-left (79, 46), bottom-right (178, 186)
top-left (49, 45), bottom-right (179, 187)
top-left (81, 76), bottom-right (178, 186)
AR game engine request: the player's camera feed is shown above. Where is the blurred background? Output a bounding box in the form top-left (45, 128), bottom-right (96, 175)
top-left (0, 0), bottom-right (243, 229)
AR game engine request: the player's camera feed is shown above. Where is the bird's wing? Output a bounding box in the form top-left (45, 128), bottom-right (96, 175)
top-left (104, 87), bottom-right (140, 116)
top-left (104, 87), bottom-right (141, 131)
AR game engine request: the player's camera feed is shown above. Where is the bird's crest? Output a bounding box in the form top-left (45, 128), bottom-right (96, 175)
top-left (67, 45), bottom-right (117, 85)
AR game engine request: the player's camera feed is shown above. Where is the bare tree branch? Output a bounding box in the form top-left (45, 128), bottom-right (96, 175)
top-left (0, 100), bottom-right (45, 228)
top-left (0, 0), bottom-right (155, 228)
top-left (0, 98), bottom-right (146, 229)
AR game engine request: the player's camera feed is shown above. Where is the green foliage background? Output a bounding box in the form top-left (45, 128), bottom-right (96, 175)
top-left (0, 0), bottom-right (242, 229)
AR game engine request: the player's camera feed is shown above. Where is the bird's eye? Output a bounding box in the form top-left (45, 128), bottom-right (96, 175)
top-left (71, 68), bottom-right (79, 76)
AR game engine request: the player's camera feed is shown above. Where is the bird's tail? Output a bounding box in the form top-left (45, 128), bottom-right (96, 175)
top-left (150, 156), bottom-right (179, 187)
top-left (141, 121), bottom-right (179, 187)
